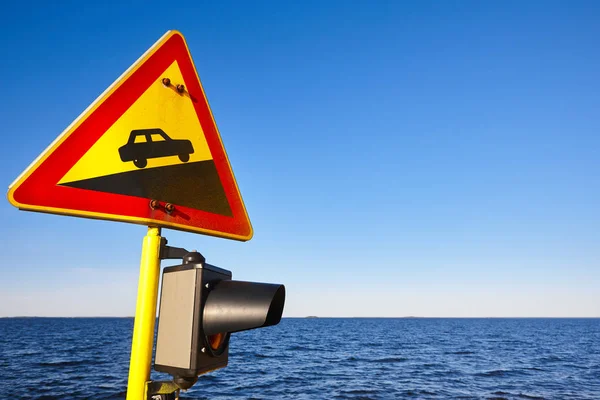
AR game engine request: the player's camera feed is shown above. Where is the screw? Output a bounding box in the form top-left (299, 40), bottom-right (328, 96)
top-left (165, 203), bottom-right (175, 214)
top-left (149, 199), bottom-right (159, 210)
top-left (176, 84), bottom-right (185, 93)
top-left (162, 77), bottom-right (171, 86)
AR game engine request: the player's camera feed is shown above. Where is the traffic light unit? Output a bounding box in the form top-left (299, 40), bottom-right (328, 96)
top-left (154, 251), bottom-right (285, 390)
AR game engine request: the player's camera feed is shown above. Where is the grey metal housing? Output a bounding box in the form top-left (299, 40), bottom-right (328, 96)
top-left (153, 255), bottom-right (285, 383)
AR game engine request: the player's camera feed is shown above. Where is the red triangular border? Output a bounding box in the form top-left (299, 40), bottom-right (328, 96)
top-left (8, 31), bottom-right (253, 241)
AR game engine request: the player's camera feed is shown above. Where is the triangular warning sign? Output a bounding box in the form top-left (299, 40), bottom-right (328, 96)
top-left (7, 30), bottom-right (253, 241)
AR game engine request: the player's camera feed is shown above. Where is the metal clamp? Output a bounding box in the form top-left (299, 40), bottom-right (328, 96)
top-left (159, 237), bottom-right (189, 260)
top-left (146, 380), bottom-right (180, 400)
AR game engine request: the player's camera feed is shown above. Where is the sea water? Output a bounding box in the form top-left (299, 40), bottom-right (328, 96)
top-left (0, 317), bottom-right (599, 399)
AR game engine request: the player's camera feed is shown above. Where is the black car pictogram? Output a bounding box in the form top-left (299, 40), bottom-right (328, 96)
top-left (119, 128), bottom-right (194, 168)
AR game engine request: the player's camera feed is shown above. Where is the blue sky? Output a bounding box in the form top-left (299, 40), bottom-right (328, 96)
top-left (1, 1), bottom-right (598, 317)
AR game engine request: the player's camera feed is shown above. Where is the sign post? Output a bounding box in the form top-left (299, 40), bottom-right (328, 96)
top-left (126, 227), bottom-right (163, 400)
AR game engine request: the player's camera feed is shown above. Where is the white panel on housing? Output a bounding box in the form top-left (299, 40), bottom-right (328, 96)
top-left (155, 268), bottom-right (197, 369)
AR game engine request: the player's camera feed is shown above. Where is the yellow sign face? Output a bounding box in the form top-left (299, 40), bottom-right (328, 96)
top-left (60, 62), bottom-right (214, 184)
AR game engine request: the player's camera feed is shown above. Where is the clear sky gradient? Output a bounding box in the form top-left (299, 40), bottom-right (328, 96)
top-left (1, 1), bottom-right (598, 317)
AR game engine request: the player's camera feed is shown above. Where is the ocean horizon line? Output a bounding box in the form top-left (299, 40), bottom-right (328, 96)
top-left (1, 316), bottom-right (598, 319)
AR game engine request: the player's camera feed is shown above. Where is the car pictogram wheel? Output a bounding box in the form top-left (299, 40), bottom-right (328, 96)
top-left (134, 158), bottom-right (147, 168)
top-left (179, 154), bottom-right (190, 162)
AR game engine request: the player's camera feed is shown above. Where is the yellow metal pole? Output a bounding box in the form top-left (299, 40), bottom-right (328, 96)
top-left (126, 226), bottom-right (162, 400)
